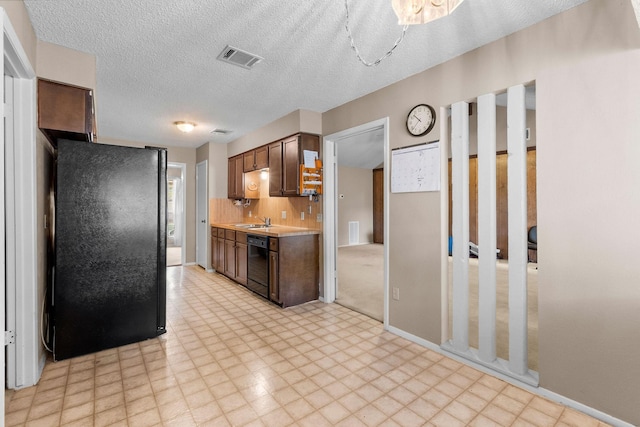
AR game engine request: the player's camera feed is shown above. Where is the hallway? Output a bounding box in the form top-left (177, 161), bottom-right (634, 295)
top-left (5, 266), bottom-right (608, 426)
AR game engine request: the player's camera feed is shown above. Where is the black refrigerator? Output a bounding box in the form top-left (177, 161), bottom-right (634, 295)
top-left (53, 140), bottom-right (167, 361)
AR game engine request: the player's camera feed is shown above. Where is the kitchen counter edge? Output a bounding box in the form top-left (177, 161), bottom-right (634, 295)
top-left (211, 223), bottom-right (321, 237)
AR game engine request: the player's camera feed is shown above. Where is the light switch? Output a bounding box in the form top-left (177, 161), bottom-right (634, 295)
top-left (281, 210), bottom-right (287, 219)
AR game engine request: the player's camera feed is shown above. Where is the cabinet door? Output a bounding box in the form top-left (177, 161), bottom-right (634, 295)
top-left (228, 157), bottom-right (237, 198)
top-left (235, 242), bottom-right (248, 285)
top-left (243, 151), bottom-right (256, 172)
top-left (228, 155), bottom-right (244, 199)
top-left (234, 156), bottom-right (244, 198)
top-left (211, 228), bottom-right (217, 268)
top-left (282, 135), bottom-right (300, 197)
top-left (38, 79), bottom-right (94, 146)
top-left (269, 251), bottom-right (279, 303)
top-left (254, 145), bottom-right (269, 170)
top-left (224, 239), bottom-right (236, 278)
top-left (215, 237), bottom-right (225, 272)
top-left (268, 141), bottom-right (283, 196)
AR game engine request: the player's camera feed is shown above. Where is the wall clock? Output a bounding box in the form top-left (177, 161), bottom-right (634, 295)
top-left (406, 104), bottom-right (436, 137)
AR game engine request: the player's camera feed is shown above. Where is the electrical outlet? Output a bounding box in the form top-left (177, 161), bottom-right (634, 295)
top-left (316, 213), bottom-right (322, 222)
top-left (300, 211), bottom-right (305, 220)
top-left (392, 287), bottom-right (400, 301)
top-left (281, 210), bottom-right (287, 219)
top-left (308, 205), bottom-right (312, 214)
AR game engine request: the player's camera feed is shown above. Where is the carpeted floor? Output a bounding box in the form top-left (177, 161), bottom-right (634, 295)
top-left (335, 244), bottom-right (539, 371)
top-left (448, 257), bottom-right (539, 371)
top-left (337, 244), bottom-right (384, 321)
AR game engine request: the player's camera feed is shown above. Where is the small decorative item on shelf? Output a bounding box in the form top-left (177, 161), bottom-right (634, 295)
top-left (300, 160), bottom-right (323, 196)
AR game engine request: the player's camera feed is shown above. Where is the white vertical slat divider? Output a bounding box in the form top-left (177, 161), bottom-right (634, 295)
top-left (451, 101), bottom-right (469, 352)
top-left (477, 94), bottom-right (498, 363)
top-left (507, 84), bottom-right (529, 375)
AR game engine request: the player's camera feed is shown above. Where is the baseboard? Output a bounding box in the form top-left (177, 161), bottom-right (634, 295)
top-left (184, 262), bottom-right (196, 266)
top-left (385, 325), bottom-right (633, 427)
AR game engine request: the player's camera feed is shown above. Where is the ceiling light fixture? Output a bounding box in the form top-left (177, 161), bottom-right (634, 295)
top-left (344, 0), bottom-right (464, 67)
top-left (392, 0), bottom-right (464, 25)
top-left (174, 121), bottom-right (196, 133)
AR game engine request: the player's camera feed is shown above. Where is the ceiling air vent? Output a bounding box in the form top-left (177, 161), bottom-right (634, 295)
top-left (216, 45), bottom-right (263, 70)
top-left (210, 129), bottom-right (232, 135)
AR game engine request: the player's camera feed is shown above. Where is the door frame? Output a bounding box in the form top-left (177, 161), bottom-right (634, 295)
top-left (323, 117), bottom-right (390, 329)
top-left (168, 162), bottom-right (187, 266)
top-left (2, 7), bottom-right (39, 396)
top-left (195, 160), bottom-right (209, 270)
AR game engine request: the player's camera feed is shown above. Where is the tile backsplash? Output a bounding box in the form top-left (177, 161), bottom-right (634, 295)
top-left (209, 171), bottom-right (322, 230)
top-left (243, 195), bottom-right (322, 230)
top-left (209, 178), bottom-right (322, 230)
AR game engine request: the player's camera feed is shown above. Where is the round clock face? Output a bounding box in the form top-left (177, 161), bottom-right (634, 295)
top-left (406, 104), bottom-right (436, 136)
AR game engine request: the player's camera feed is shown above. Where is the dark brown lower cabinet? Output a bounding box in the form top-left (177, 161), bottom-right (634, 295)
top-left (224, 239), bottom-right (236, 278)
top-left (211, 227), bottom-right (217, 268)
top-left (268, 235), bottom-right (319, 308)
top-left (212, 226), bottom-right (318, 308)
top-left (220, 230), bottom-right (247, 284)
top-left (212, 227), bottom-right (225, 272)
top-left (269, 250), bottom-right (279, 303)
top-left (235, 233), bottom-right (248, 286)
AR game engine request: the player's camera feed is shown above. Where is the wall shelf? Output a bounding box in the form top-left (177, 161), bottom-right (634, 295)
top-left (300, 162), bottom-right (322, 196)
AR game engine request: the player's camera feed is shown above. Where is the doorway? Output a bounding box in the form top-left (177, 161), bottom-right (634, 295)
top-left (323, 118), bottom-right (390, 327)
top-left (167, 163), bottom-right (186, 266)
top-left (3, 9), bottom-right (39, 400)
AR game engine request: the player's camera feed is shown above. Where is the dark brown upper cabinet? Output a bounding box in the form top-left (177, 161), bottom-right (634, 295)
top-left (269, 133), bottom-right (319, 197)
top-left (38, 79), bottom-right (95, 147)
top-left (228, 155), bottom-right (245, 199)
top-left (243, 145), bottom-right (269, 172)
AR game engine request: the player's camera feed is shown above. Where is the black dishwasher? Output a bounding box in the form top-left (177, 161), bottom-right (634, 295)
top-left (246, 234), bottom-right (269, 299)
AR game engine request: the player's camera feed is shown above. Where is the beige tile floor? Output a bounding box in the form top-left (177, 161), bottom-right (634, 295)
top-left (5, 266), bottom-right (610, 427)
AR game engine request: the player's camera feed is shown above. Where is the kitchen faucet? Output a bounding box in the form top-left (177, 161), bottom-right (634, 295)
top-left (258, 216), bottom-right (271, 226)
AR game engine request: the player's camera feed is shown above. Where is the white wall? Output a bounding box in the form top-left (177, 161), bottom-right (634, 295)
top-left (337, 166), bottom-right (374, 246)
top-left (322, 1), bottom-right (640, 424)
top-left (537, 48), bottom-right (640, 424)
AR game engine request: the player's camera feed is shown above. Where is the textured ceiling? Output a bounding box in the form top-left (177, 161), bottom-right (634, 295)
top-left (24, 0), bottom-right (588, 149)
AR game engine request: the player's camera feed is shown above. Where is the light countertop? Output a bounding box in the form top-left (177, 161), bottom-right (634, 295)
top-left (211, 223), bottom-right (320, 238)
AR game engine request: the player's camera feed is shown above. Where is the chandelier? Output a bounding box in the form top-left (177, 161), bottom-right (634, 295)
top-left (344, 0), bottom-right (465, 67)
top-left (392, 0), bottom-right (465, 25)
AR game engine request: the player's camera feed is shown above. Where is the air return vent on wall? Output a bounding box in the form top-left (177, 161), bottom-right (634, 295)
top-left (217, 45), bottom-right (263, 70)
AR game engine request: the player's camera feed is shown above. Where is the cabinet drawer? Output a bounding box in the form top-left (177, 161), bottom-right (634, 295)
top-left (269, 237), bottom-right (279, 252)
top-left (217, 228), bottom-right (225, 238)
top-left (225, 229), bottom-right (236, 240)
top-left (211, 227), bottom-right (217, 237)
top-left (236, 232), bottom-right (247, 243)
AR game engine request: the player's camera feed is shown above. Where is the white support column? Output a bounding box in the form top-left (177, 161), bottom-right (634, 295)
top-left (451, 101), bottom-right (469, 352)
top-left (477, 94), bottom-right (497, 364)
top-left (507, 84), bottom-right (529, 375)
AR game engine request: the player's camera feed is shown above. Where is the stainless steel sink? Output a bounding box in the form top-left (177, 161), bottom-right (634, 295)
top-left (234, 223), bottom-right (273, 229)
